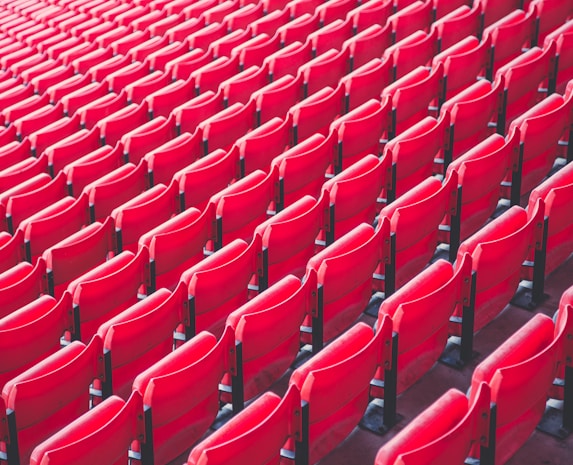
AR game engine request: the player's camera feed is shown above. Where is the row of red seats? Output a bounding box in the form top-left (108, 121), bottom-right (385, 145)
top-left (0, 0), bottom-right (568, 462)
top-left (1, 153), bottom-right (572, 463)
top-left (4, 280), bottom-right (570, 465)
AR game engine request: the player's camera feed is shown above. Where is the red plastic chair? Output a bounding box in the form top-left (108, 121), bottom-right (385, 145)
top-left (44, 127), bottom-right (101, 175)
top-left (375, 383), bottom-right (491, 465)
top-left (445, 133), bottom-right (516, 242)
top-left (0, 293), bottom-right (72, 391)
top-left (224, 2), bottom-right (264, 31)
top-left (1, 336), bottom-right (104, 465)
top-left (67, 247), bottom-right (149, 341)
top-left (383, 114), bottom-right (449, 199)
top-left (495, 44), bottom-right (556, 131)
top-left (180, 238), bottom-right (260, 337)
top-left (76, 91), bottom-right (127, 129)
top-left (388, 0), bottom-right (433, 42)
top-left (383, 29), bottom-right (439, 80)
top-left (4, 171), bottom-right (68, 234)
top-left (219, 66), bottom-right (269, 107)
top-left (340, 57), bottom-right (393, 112)
top-left (431, 4), bottom-right (482, 51)
top-left (29, 114), bottom-right (81, 158)
top-left (533, 0), bottom-right (573, 45)
top-left (289, 318), bottom-right (393, 464)
top-left (0, 258), bottom-right (47, 317)
top-left (248, 8), bottom-right (290, 36)
top-left (308, 18), bottom-right (354, 56)
top-left (65, 145), bottom-right (123, 197)
top-left (171, 90), bottom-right (225, 136)
top-left (198, 100), bottom-right (257, 155)
top-left (527, 161), bottom-right (573, 277)
top-left (97, 287), bottom-right (184, 399)
top-left (140, 206), bottom-right (212, 292)
top-left (544, 20), bottom-right (573, 93)
top-left (252, 73), bottom-right (304, 125)
top-left (254, 195), bottom-right (327, 288)
top-left (22, 194), bottom-right (90, 264)
top-left (478, 0), bottom-right (522, 27)
top-left (96, 102), bottom-right (150, 148)
top-left (190, 55), bottom-right (240, 96)
top-left (378, 173), bottom-right (458, 291)
top-left (84, 160), bottom-right (148, 222)
top-left (346, 0), bottom-right (393, 33)
top-left (452, 201), bottom-right (544, 334)
top-left (321, 154), bottom-right (390, 242)
top-left (208, 168), bottom-right (277, 249)
top-left (383, 64), bottom-right (444, 139)
top-left (289, 85), bottom-right (345, 144)
top-left (187, 385), bottom-right (302, 465)
top-left (235, 116), bottom-right (291, 176)
top-left (469, 306), bottom-right (573, 464)
top-left (111, 181), bottom-right (179, 254)
top-left (439, 78), bottom-right (504, 163)
top-left (133, 328), bottom-right (235, 465)
top-left (120, 116), bottom-right (177, 165)
top-left (231, 33), bottom-right (282, 70)
top-left (298, 47), bottom-right (350, 97)
top-left (330, 98), bottom-right (388, 172)
top-left (29, 391), bottom-right (143, 465)
top-left (224, 272), bottom-right (316, 400)
top-left (145, 132), bottom-right (202, 186)
top-left (484, 7), bottom-right (538, 73)
top-left (507, 91), bottom-right (573, 195)
top-left (377, 255), bottom-right (471, 393)
top-left (277, 12), bottom-right (320, 46)
top-left (263, 40), bottom-right (312, 82)
top-left (305, 222), bottom-right (389, 343)
top-left (433, 35), bottom-right (492, 100)
top-left (174, 148), bottom-right (239, 212)
top-left (342, 23), bottom-right (392, 71)
top-left (43, 217), bottom-right (116, 298)
top-left (271, 132), bottom-right (335, 209)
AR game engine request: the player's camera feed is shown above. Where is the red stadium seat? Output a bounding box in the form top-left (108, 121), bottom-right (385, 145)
top-left (1, 336), bottom-right (104, 465)
top-left (175, 148), bottom-right (239, 212)
top-left (254, 195), bottom-right (326, 288)
top-left (469, 306), bottom-right (573, 464)
top-left (111, 182), bottom-right (179, 254)
top-left (180, 238), bottom-right (260, 337)
top-left (388, 0), bottom-right (433, 42)
top-left (97, 287), bottom-right (184, 399)
top-left (321, 154), bottom-right (389, 242)
top-left (30, 391), bottom-right (143, 465)
top-left (431, 4), bottom-right (482, 52)
top-left (305, 222), bottom-right (389, 343)
top-left (377, 255), bottom-right (471, 393)
top-left (208, 167), bottom-right (277, 249)
top-left (67, 247), bottom-right (149, 341)
top-left (271, 132), bottom-right (334, 209)
top-left (375, 383), bottom-right (492, 465)
top-left (383, 115), bottom-right (449, 200)
top-left (133, 328), bottom-right (236, 465)
top-left (145, 132), bottom-right (201, 186)
top-left (43, 217), bottom-right (116, 298)
top-left (378, 173), bottom-right (458, 292)
top-left (290, 318), bottom-right (393, 464)
top-left (452, 201), bottom-right (544, 334)
top-left (0, 258), bottom-right (47, 318)
top-left (340, 57), bottom-right (393, 112)
top-left (139, 206), bottom-right (212, 292)
top-left (0, 293), bottom-right (72, 390)
top-left (187, 385), bottom-right (302, 465)
top-left (223, 272), bottom-right (316, 400)
top-left (527, 161), bottom-right (573, 277)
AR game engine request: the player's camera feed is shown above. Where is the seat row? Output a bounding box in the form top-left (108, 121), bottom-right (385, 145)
top-left (5, 282), bottom-right (571, 465)
top-left (2, 152), bottom-right (573, 462)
